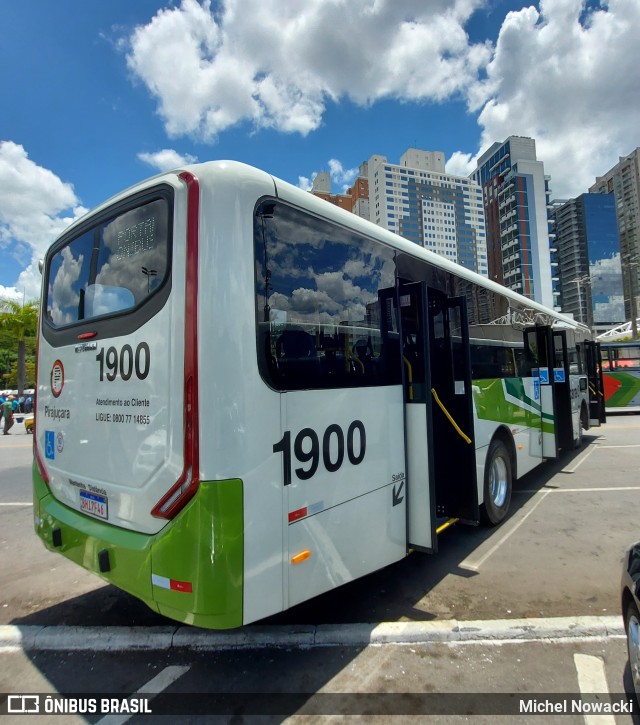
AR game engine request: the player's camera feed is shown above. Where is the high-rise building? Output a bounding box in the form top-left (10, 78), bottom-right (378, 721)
top-left (589, 148), bottom-right (640, 327)
top-left (551, 194), bottom-right (624, 331)
top-left (471, 136), bottom-right (555, 307)
top-left (311, 172), bottom-right (353, 212)
top-left (366, 149), bottom-right (488, 276)
top-left (348, 173), bottom-right (370, 220)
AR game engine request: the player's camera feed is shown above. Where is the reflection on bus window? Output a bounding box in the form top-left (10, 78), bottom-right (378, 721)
top-left (46, 198), bottom-right (169, 328)
top-left (254, 200), bottom-right (401, 390)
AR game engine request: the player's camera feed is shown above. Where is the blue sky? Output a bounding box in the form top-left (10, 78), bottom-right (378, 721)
top-left (1, 0), bottom-right (639, 300)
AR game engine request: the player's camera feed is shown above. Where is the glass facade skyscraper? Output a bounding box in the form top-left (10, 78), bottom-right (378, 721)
top-left (551, 193), bottom-right (623, 330)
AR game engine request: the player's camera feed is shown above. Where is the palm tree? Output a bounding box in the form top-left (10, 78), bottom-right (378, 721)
top-left (0, 298), bottom-right (39, 395)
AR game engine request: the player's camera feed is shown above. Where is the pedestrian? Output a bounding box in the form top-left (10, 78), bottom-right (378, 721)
top-left (2, 395), bottom-right (15, 435)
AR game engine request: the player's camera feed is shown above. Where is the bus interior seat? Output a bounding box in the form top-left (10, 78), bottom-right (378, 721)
top-left (275, 329), bottom-right (320, 384)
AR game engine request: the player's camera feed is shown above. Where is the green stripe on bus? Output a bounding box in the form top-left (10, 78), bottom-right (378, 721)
top-left (472, 377), bottom-right (543, 429)
top-left (152, 478), bottom-right (244, 629)
top-left (33, 466), bottom-right (244, 630)
top-left (605, 372), bottom-right (640, 408)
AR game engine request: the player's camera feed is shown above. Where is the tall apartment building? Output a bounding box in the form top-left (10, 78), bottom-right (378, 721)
top-left (589, 148), bottom-right (640, 325)
top-left (310, 170), bottom-right (370, 217)
top-left (471, 136), bottom-right (555, 308)
top-left (366, 149), bottom-right (488, 276)
top-left (311, 172), bottom-right (353, 212)
top-left (550, 194), bottom-right (624, 331)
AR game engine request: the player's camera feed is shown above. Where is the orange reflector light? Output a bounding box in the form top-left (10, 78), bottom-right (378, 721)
top-left (291, 550), bottom-right (311, 565)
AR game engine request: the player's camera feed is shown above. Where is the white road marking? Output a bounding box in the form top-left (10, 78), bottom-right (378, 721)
top-left (459, 490), bottom-right (551, 571)
top-left (562, 444), bottom-right (599, 473)
top-left (516, 486), bottom-right (640, 494)
top-left (95, 665), bottom-right (190, 725)
top-left (573, 653), bottom-right (616, 725)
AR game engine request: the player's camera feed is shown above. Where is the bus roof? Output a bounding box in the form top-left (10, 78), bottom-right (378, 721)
top-left (51, 159), bottom-right (589, 337)
top-left (267, 165), bottom-right (589, 335)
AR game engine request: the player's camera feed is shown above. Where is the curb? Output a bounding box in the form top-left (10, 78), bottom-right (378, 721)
top-left (0, 616), bottom-right (624, 652)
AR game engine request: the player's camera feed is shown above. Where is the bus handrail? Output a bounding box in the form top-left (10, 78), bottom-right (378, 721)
top-left (431, 388), bottom-right (472, 445)
top-left (403, 356), bottom-right (413, 401)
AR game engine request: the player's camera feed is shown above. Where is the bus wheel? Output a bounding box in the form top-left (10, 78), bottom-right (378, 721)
top-left (574, 404), bottom-right (588, 449)
top-left (480, 439), bottom-right (512, 526)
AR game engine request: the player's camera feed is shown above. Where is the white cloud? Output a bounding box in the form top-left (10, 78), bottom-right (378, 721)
top-left (297, 176), bottom-right (313, 192)
top-left (0, 141), bottom-right (87, 300)
top-left (453, 0), bottom-right (640, 198)
top-left (297, 159), bottom-right (359, 193)
top-left (328, 160), bottom-right (358, 190)
top-left (126, 0), bottom-right (640, 202)
top-left (138, 148), bottom-right (198, 172)
top-left (126, 0), bottom-right (489, 141)
top-left (445, 150), bottom-right (476, 177)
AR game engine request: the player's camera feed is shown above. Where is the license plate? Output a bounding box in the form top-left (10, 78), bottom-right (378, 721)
top-left (80, 490), bottom-right (108, 520)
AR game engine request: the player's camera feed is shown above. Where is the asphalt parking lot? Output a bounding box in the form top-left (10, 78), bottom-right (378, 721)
top-left (1, 415), bottom-right (639, 722)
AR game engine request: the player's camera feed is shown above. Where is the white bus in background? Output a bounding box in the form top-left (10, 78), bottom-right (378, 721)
top-left (34, 161), bottom-right (600, 629)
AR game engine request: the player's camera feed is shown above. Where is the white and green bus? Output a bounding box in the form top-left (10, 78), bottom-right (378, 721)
top-left (34, 161), bottom-right (602, 629)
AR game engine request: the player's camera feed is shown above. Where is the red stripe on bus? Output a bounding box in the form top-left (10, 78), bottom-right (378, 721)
top-left (151, 171), bottom-right (201, 519)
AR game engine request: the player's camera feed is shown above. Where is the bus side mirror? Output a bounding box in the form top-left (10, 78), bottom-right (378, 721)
top-left (38, 259), bottom-right (44, 274)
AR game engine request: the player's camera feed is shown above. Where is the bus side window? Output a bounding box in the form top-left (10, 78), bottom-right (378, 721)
top-left (275, 329), bottom-right (320, 386)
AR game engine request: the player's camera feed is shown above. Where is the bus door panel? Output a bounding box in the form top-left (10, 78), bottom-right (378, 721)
top-left (525, 325), bottom-right (558, 458)
top-left (399, 282), bottom-right (478, 553)
top-left (428, 291), bottom-right (478, 524)
top-left (552, 330), bottom-right (574, 450)
top-left (519, 329), bottom-right (543, 462)
top-left (398, 282), bottom-right (435, 552)
top-left (525, 326), bottom-right (558, 458)
top-left (584, 340), bottom-right (607, 425)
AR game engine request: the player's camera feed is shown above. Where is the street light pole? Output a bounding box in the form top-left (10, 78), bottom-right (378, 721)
top-left (622, 254), bottom-right (639, 340)
top-left (567, 275), bottom-right (590, 326)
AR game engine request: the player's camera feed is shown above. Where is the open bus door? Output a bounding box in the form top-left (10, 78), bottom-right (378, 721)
top-left (584, 340), bottom-right (607, 426)
top-left (524, 325), bottom-right (556, 458)
top-left (524, 325), bottom-right (573, 456)
top-left (552, 329), bottom-right (574, 450)
top-left (397, 281), bottom-right (478, 553)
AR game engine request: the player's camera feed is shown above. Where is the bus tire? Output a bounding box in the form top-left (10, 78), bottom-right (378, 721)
top-left (480, 438), bottom-right (512, 526)
top-left (573, 403), bottom-right (588, 449)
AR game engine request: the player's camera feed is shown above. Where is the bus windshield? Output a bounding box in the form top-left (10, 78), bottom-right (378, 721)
top-left (45, 196), bottom-right (170, 328)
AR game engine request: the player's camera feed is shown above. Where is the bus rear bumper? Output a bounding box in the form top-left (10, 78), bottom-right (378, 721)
top-left (32, 464), bottom-right (244, 630)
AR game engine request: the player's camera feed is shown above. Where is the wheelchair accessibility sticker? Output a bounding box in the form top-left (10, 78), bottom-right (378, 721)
top-left (45, 430), bottom-right (55, 460)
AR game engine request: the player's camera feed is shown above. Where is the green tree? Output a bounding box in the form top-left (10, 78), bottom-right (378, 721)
top-left (0, 299), bottom-right (39, 395)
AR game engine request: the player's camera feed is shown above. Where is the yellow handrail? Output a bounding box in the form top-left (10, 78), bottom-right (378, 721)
top-left (589, 383), bottom-right (604, 398)
top-left (431, 387), bottom-right (472, 444)
top-left (436, 517), bottom-right (459, 534)
top-left (403, 356), bottom-right (413, 401)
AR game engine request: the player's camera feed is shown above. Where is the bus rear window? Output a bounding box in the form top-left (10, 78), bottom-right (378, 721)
top-left (46, 196), bottom-right (170, 328)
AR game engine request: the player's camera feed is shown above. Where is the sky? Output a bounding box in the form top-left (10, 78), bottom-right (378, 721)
top-left (1, 0), bottom-right (639, 301)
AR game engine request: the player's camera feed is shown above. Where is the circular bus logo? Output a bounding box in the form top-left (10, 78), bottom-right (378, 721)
top-left (51, 360), bottom-right (65, 397)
